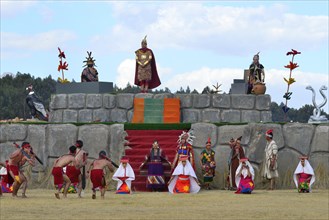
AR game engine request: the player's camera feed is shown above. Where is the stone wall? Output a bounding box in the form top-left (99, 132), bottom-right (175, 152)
top-left (49, 93), bottom-right (272, 123)
top-left (0, 123), bottom-right (327, 189)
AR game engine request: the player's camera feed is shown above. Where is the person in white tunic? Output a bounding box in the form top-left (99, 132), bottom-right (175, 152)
top-left (112, 158), bottom-right (135, 194)
top-left (262, 129), bottom-right (279, 190)
top-left (293, 156), bottom-right (315, 193)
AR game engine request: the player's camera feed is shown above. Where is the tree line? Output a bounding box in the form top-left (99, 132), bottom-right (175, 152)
top-left (0, 72), bottom-right (327, 122)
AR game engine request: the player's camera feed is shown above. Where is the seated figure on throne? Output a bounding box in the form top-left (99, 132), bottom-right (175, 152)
top-left (247, 52), bottom-right (265, 94)
top-left (81, 51), bottom-right (98, 82)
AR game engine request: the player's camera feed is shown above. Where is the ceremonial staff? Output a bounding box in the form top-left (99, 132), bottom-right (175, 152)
top-left (13, 142), bottom-right (44, 165)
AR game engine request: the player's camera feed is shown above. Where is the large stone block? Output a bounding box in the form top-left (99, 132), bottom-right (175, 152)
top-left (174, 94), bottom-right (193, 108)
top-left (255, 95), bottom-right (271, 110)
top-left (49, 110), bottom-right (63, 122)
top-left (193, 94), bottom-right (210, 108)
top-left (110, 109), bottom-right (128, 123)
top-left (191, 123), bottom-right (217, 147)
top-left (68, 93), bottom-right (86, 109)
top-left (231, 95), bottom-right (255, 109)
top-left (55, 82), bottom-right (113, 94)
top-left (201, 109), bottom-right (221, 123)
top-left (277, 148), bottom-right (301, 188)
top-left (221, 110), bottom-right (240, 123)
top-left (309, 153), bottom-right (329, 173)
top-left (212, 94), bottom-right (230, 109)
top-left (50, 94), bottom-right (68, 110)
top-left (241, 110), bottom-right (261, 123)
top-left (46, 124), bottom-right (78, 160)
top-left (78, 125), bottom-right (110, 159)
top-left (260, 111), bottom-right (272, 122)
top-left (109, 124), bottom-right (126, 165)
top-left (86, 94), bottom-right (102, 109)
top-left (1, 124), bottom-right (27, 142)
top-left (217, 125), bottom-right (248, 145)
top-left (244, 123), bottom-right (284, 164)
top-left (182, 109), bottom-right (200, 123)
top-left (103, 94), bottom-right (116, 109)
top-left (311, 125), bottom-right (329, 153)
top-left (283, 123), bottom-right (315, 155)
top-left (93, 109), bottom-right (110, 122)
top-left (135, 93), bottom-right (154, 99)
top-left (63, 110), bottom-right (78, 123)
top-left (0, 125), bottom-right (4, 142)
top-left (78, 109), bottom-right (93, 122)
top-left (127, 110), bottom-right (133, 122)
top-left (154, 93), bottom-right (174, 99)
top-left (116, 94), bottom-right (134, 109)
top-left (0, 142), bottom-right (14, 162)
top-left (26, 125), bottom-right (47, 168)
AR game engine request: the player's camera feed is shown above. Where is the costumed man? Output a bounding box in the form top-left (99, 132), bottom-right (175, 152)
top-left (235, 158), bottom-right (255, 194)
top-left (88, 150), bottom-right (114, 199)
top-left (0, 161), bottom-right (6, 196)
top-left (134, 35), bottom-right (161, 93)
top-left (247, 52), bottom-right (265, 94)
top-left (26, 84), bottom-right (48, 121)
top-left (293, 156), bottom-right (315, 193)
top-left (168, 155), bottom-right (200, 194)
top-left (112, 158), bottom-right (135, 194)
top-left (172, 130), bottom-right (195, 170)
top-left (228, 136), bottom-right (245, 190)
top-left (81, 51), bottom-right (99, 82)
top-left (66, 140), bottom-right (88, 197)
top-left (51, 146), bottom-right (77, 199)
top-left (199, 137), bottom-right (216, 190)
top-left (7, 142), bottom-right (35, 198)
top-left (139, 141), bottom-right (171, 191)
top-left (262, 129), bottom-right (279, 190)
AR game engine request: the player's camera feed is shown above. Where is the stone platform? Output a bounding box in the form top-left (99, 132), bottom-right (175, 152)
top-left (55, 82), bottom-right (113, 94)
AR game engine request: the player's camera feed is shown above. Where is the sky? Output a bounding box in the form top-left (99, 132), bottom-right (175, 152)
top-left (1, 0), bottom-right (328, 112)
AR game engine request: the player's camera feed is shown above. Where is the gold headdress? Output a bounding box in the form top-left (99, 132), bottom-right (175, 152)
top-left (83, 51), bottom-right (96, 67)
top-left (141, 35), bottom-right (147, 44)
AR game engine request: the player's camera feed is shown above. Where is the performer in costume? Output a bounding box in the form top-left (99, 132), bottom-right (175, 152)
top-left (51, 146), bottom-right (77, 199)
top-left (293, 156), bottom-right (315, 193)
top-left (200, 137), bottom-right (216, 190)
top-left (140, 141), bottom-right (171, 191)
top-left (235, 158), bottom-right (255, 194)
top-left (168, 155), bottom-right (200, 194)
top-left (0, 161), bottom-right (6, 196)
top-left (262, 129), bottom-right (279, 190)
top-left (247, 52), bottom-right (265, 94)
top-left (112, 158), bottom-right (135, 194)
top-left (7, 142), bottom-right (35, 198)
top-left (134, 36), bottom-right (161, 93)
top-left (88, 150), bottom-right (114, 199)
top-left (26, 84), bottom-right (48, 121)
top-left (81, 51), bottom-right (99, 82)
top-left (0, 161), bottom-right (13, 194)
top-left (172, 130), bottom-right (195, 170)
top-left (228, 136), bottom-right (245, 190)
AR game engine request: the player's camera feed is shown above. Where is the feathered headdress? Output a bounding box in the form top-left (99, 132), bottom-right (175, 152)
top-left (83, 51), bottom-right (96, 67)
top-left (177, 130), bottom-right (195, 145)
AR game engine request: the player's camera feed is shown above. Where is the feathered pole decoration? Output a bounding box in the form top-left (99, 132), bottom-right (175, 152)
top-left (282, 49), bottom-right (301, 121)
top-left (57, 47), bottom-right (69, 83)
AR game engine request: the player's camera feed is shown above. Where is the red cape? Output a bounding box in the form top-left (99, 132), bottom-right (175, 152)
top-left (134, 48), bottom-right (161, 89)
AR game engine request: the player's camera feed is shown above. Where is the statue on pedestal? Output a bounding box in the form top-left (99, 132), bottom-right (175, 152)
top-left (306, 85), bottom-right (328, 123)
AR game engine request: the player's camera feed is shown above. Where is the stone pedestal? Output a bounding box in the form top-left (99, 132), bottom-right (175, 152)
top-left (55, 82), bottom-right (113, 94)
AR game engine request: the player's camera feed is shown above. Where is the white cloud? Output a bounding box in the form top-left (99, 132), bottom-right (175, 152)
top-left (0, 1), bottom-right (36, 18)
top-left (1, 30), bottom-right (76, 51)
top-left (101, 2), bottom-right (328, 54)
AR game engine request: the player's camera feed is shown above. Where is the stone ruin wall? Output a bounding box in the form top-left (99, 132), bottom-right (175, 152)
top-left (49, 93), bottom-right (272, 123)
top-left (0, 123), bottom-right (328, 189)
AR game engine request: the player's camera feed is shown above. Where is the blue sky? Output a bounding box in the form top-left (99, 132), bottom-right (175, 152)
top-left (1, 1), bottom-right (328, 112)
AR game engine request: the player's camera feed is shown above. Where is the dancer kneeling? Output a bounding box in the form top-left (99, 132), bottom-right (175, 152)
top-left (293, 156), bottom-right (315, 193)
top-left (88, 151), bottom-right (114, 199)
top-left (235, 158), bottom-right (255, 194)
top-left (168, 155), bottom-right (200, 194)
top-left (112, 158), bottom-right (135, 194)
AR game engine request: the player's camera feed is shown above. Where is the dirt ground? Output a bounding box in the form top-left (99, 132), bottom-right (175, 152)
top-left (0, 189), bottom-right (328, 220)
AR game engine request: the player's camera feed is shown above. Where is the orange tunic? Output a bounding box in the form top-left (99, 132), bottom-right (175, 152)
top-left (174, 175), bottom-right (190, 193)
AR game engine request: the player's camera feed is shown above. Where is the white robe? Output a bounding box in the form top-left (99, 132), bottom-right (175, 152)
top-left (168, 160), bottom-right (200, 194)
top-left (263, 139), bottom-right (279, 179)
top-left (293, 160), bottom-right (315, 191)
top-left (112, 163), bottom-right (135, 193)
top-left (235, 161), bottom-right (255, 188)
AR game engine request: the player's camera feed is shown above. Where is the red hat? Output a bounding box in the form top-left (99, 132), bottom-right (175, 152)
top-left (179, 155), bottom-right (188, 161)
top-left (206, 137), bottom-right (211, 144)
top-left (120, 157), bottom-right (129, 163)
top-left (240, 158), bottom-right (249, 162)
top-left (266, 129), bottom-right (273, 137)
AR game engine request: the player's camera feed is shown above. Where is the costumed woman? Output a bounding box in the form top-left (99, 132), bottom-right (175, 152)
top-left (293, 156), bottom-right (315, 193)
top-left (172, 130), bottom-right (195, 170)
top-left (235, 158), bottom-right (255, 194)
top-left (134, 35), bottom-right (161, 93)
top-left (112, 158), bottom-right (135, 194)
top-left (168, 155), bottom-right (200, 194)
top-left (200, 137), bottom-right (216, 190)
top-left (139, 141), bottom-right (171, 191)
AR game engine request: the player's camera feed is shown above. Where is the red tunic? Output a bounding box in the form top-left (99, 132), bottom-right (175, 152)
top-left (66, 166), bottom-right (80, 184)
top-left (90, 169), bottom-right (104, 189)
top-left (52, 167), bottom-right (64, 185)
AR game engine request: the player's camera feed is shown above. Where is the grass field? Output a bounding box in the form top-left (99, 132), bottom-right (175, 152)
top-left (0, 189), bottom-right (328, 220)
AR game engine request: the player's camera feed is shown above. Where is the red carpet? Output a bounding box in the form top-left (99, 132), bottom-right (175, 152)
top-left (124, 130), bottom-right (186, 191)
